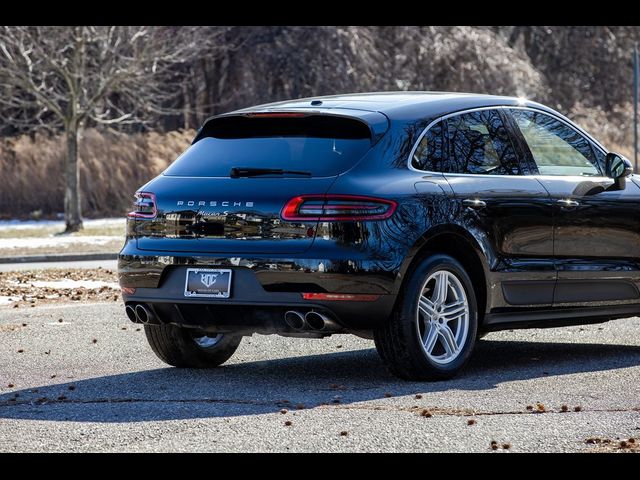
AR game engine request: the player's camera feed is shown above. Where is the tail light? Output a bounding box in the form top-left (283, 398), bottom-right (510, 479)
top-left (127, 192), bottom-right (157, 219)
top-left (281, 195), bottom-right (397, 221)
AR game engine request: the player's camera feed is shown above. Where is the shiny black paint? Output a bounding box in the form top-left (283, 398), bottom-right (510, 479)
top-left (118, 92), bottom-right (640, 334)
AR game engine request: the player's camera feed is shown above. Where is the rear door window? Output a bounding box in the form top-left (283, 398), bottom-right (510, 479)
top-left (412, 109), bottom-right (521, 175)
top-left (164, 114), bottom-right (373, 177)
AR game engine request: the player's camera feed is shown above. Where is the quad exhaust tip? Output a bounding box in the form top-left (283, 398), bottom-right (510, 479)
top-left (305, 311), bottom-right (335, 331)
top-left (134, 304), bottom-right (158, 324)
top-left (284, 310), bottom-right (306, 330)
top-left (125, 305), bottom-right (137, 323)
top-left (284, 310), bottom-right (340, 332)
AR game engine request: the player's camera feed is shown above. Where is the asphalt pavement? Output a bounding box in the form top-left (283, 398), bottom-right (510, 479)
top-left (1, 302), bottom-right (639, 452)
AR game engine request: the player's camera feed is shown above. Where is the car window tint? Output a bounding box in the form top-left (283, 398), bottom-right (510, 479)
top-left (511, 110), bottom-right (601, 176)
top-left (445, 110), bottom-right (520, 175)
top-left (165, 115), bottom-right (373, 177)
top-left (412, 120), bottom-right (445, 171)
top-left (413, 110), bottom-right (519, 175)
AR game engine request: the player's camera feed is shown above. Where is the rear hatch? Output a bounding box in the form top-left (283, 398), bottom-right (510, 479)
top-left (134, 111), bottom-right (388, 255)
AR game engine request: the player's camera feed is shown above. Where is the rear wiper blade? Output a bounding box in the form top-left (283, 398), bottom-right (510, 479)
top-left (230, 167), bottom-right (312, 178)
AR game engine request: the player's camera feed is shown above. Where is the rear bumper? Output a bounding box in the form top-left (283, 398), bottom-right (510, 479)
top-left (118, 243), bottom-right (397, 331)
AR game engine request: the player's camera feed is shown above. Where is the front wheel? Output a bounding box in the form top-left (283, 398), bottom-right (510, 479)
top-left (144, 324), bottom-right (241, 368)
top-left (374, 254), bottom-right (478, 381)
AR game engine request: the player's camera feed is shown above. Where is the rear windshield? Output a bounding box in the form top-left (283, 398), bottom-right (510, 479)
top-left (164, 115), bottom-right (372, 177)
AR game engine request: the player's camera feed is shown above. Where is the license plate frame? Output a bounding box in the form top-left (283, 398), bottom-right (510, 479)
top-left (183, 268), bottom-right (232, 298)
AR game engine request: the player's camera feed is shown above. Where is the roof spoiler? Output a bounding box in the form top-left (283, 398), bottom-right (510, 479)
top-left (192, 109), bottom-right (390, 145)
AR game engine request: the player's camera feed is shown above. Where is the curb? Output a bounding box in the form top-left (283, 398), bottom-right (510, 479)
top-left (0, 253), bottom-right (118, 264)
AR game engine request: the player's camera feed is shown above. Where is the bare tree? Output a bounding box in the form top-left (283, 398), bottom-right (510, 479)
top-left (0, 26), bottom-right (225, 232)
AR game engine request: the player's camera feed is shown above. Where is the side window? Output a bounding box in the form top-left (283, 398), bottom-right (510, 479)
top-left (412, 120), bottom-right (445, 171)
top-left (445, 110), bottom-right (521, 175)
top-left (510, 110), bottom-right (601, 176)
top-left (412, 109), bottom-right (520, 175)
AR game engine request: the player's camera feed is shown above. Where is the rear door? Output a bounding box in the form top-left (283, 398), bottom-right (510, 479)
top-left (134, 112), bottom-right (386, 254)
top-left (507, 108), bottom-right (640, 306)
top-left (413, 108), bottom-right (555, 308)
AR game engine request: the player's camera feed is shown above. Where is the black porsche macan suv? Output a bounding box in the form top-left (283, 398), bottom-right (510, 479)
top-left (119, 92), bottom-right (639, 380)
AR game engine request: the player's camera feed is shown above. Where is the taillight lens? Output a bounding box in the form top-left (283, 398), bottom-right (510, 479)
top-left (281, 195), bottom-right (397, 221)
top-left (127, 192), bottom-right (157, 219)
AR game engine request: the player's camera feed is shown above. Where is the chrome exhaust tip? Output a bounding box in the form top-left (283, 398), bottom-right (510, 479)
top-left (125, 305), bottom-right (138, 323)
top-left (284, 310), bottom-right (306, 330)
top-left (305, 311), bottom-right (338, 331)
top-left (135, 304), bottom-right (156, 324)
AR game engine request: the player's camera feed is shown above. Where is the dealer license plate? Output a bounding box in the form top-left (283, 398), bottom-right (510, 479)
top-left (184, 268), bottom-right (232, 298)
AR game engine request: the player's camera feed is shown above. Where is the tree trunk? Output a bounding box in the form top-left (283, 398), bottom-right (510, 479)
top-left (64, 124), bottom-right (83, 233)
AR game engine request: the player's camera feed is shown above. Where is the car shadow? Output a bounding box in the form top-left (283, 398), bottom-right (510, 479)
top-left (1, 339), bottom-right (639, 423)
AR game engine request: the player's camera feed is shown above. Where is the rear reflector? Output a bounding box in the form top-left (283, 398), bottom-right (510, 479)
top-left (127, 192), bottom-right (157, 219)
top-left (121, 287), bottom-right (136, 295)
top-left (301, 293), bottom-right (381, 301)
top-left (282, 195), bottom-right (397, 221)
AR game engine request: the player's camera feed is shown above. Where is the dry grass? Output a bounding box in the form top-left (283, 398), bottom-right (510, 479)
top-left (0, 128), bottom-right (194, 219)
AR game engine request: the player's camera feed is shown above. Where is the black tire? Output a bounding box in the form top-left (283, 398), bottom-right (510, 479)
top-left (374, 254), bottom-right (478, 381)
top-left (144, 324), bottom-right (241, 368)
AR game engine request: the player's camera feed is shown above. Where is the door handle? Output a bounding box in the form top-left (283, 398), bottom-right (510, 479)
top-left (556, 199), bottom-right (580, 209)
top-left (462, 199), bottom-right (487, 210)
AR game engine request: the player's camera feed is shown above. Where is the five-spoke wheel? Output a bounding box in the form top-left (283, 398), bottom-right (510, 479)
top-left (417, 271), bottom-right (470, 364)
top-left (374, 254), bottom-right (478, 380)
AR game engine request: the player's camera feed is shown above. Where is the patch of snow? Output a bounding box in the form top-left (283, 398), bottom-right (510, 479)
top-left (0, 296), bottom-right (14, 305)
top-left (0, 236), bottom-right (118, 250)
top-left (0, 218), bottom-right (124, 230)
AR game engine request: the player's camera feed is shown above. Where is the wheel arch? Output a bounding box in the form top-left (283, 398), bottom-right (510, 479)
top-left (397, 225), bottom-right (492, 324)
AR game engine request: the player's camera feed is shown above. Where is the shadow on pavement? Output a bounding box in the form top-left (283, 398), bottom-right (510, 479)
top-left (1, 339), bottom-right (639, 423)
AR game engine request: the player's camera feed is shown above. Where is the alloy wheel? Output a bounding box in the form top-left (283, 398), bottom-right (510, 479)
top-left (416, 270), bottom-right (470, 365)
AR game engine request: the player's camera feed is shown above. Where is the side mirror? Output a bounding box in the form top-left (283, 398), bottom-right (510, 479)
top-left (604, 152), bottom-right (633, 190)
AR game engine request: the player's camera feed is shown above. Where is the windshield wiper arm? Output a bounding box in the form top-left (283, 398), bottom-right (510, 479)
top-left (230, 167), bottom-right (312, 178)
